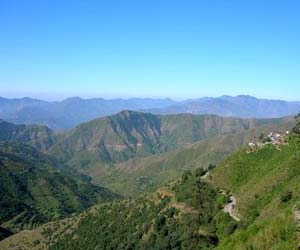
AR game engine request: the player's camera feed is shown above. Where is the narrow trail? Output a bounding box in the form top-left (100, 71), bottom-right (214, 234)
top-left (294, 205), bottom-right (300, 231)
top-left (201, 171), bottom-right (210, 180)
top-left (223, 194), bottom-right (240, 221)
top-left (200, 170), bottom-right (241, 221)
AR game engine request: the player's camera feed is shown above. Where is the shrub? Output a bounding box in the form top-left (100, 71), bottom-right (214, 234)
top-left (154, 215), bottom-right (166, 231)
top-left (195, 168), bottom-right (206, 177)
top-left (208, 163), bottom-right (217, 171)
top-left (280, 190), bottom-right (292, 203)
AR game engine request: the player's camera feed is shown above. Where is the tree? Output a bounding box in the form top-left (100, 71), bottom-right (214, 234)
top-left (208, 163), bottom-right (216, 171)
top-left (195, 167), bottom-right (206, 177)
top-left (182, 170), bottom-right (192, 182)
top-left (293, 112), bottom-right (300, 134)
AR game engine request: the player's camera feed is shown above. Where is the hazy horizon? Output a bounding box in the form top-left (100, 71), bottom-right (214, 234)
top-left (1, 93), bottom-right (300, 103)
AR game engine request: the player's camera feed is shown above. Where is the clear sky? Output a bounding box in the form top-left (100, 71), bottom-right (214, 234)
top-left (0, 0), bottom-right (299, 100)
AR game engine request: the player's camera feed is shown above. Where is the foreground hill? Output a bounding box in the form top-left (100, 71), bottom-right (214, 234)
top-left (0, 170), bottom-right (236, 250)
top-left (48, 110), bottom-right (294, 170)
top-left (0, 119), bottom-right (56, 151)
top-left (210, 134), bottom-right (300, 249)
top-left (0, 142), bottom-right (119, 236)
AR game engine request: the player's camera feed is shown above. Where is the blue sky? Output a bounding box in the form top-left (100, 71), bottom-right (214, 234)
top-left (0, 0), bottom-right (299, 100)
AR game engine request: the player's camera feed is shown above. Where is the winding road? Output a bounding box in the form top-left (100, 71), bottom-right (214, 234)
top-left (201, 171), bottom-right (240, 221)
top-left (223, 195), bottom-right (240, 221)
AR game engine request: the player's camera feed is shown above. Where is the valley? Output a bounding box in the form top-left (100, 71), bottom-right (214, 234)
top-left (2, 1), bottom-right (299, 248)
top-left (0, 109), bottom-right (299, 249)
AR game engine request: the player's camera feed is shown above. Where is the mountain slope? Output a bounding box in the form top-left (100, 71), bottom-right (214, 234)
top-left (48, 111), bottom-right (163, 168)
top-left (2, 130), bottom-right (300, 249)
top-left (0, 142), bottom-right (119, 236)
top-left (209, 134), bottom-right (300, 249)
top-left (48, 111), bottom-right (294, 170)
top-left (88, 116), bottom-right (295, 197)
top-left (0, 170), bottom-right (236, 250)
top-left (0, 119), bottom-right (56, 151)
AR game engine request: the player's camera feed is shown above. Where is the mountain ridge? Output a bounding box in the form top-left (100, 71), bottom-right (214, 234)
top-left (48, 111), bottom-right (294, 169)
top-left (1, 95), bottom-right (299, 130)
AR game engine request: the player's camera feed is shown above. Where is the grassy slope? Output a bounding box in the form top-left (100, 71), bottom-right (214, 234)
top-left (210, 135), bottom-right (300, 249)
top-left (0, 142), bottom-right (119, 235)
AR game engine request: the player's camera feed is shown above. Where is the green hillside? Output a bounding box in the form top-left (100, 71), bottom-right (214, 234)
top-left (0, 142), bottom-right (119, 235)
top-left (2, 130), bottom-right (300, 249)
top-left (0, 119), bottom-right (57, 151)
top-left (48, 111), bottom-right (294, 170)
top-left (0, 169), bottom-right (237, 250)
top-left (210, 134), bottom-right (300, 249)
top-left (88, 122), bottom-right (294, 197)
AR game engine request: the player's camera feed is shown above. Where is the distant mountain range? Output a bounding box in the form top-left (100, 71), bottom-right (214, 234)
top-left (0, 95), bottom-right (299, 130)
top-left (0, 97), bottom-right (176, 130)
top-left (146, 95), bottom-right (300, 118)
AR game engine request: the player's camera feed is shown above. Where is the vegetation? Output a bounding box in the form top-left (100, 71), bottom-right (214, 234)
top-left (0, 119), bottom-right (57, 151)
top-left (48, 111), bottom-right (294, 170)
top-left (47, 170), bottom-right (235, 250)
top-left (293, 112), bottom-right (300, 134)
top-left (88, 125), bottom-right (292, 197)
top-left (210, 131), bottom-right (300, 248)
top-left (0, 227), bottom-right (12, 241)
top-left (0, 112), bottom-right (299, 249)
top-left (0, 142), bottom-right (119, 235)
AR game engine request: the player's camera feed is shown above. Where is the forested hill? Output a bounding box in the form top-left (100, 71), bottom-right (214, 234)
top-left (0, 142), bottom-right (119, 236)
top-left (0, 119), bottom-right (57, 151)
top-left (0, 169), bottom-right (237, 250)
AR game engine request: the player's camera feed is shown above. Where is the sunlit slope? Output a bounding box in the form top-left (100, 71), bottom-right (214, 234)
top-left (0, 170), bottom-right (235, 250)
top-left (49, 111), bottom-right (294, 169)
top-left (0, 119), bottom-right (57, 151)
top-left (210, 135), bottom-right (300, 249)
top-left (88, 119), bottom-right (294, 197)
